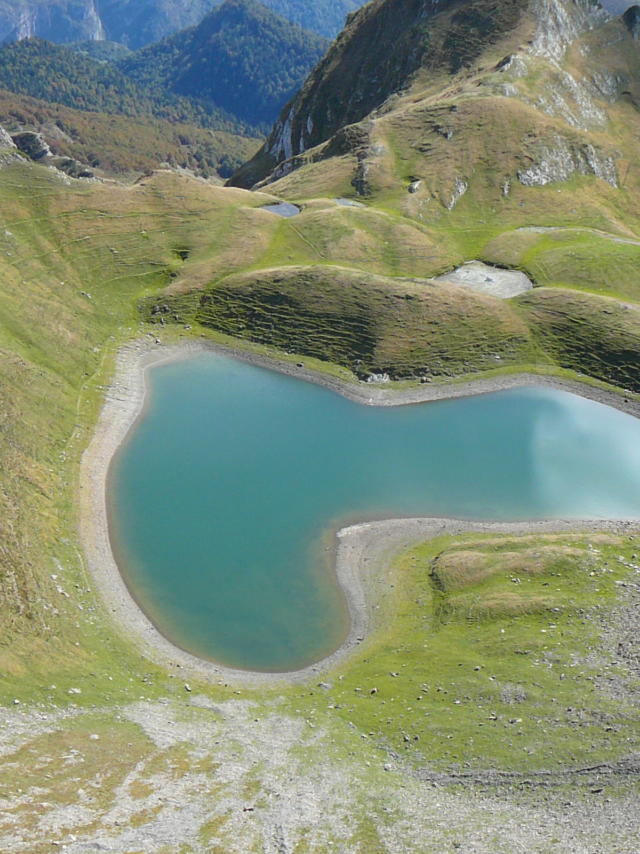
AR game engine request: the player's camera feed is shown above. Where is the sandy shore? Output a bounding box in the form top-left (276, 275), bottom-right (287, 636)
top-left (78, 338), bottom-right (640, 685)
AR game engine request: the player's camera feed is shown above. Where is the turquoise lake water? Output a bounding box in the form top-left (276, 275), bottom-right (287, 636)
top-left (108, 353), bottom-right (640, 672)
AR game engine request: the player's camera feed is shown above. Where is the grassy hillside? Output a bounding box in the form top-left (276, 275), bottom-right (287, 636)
top-left (0, 88), bottom-right (260, 178)
top-left (0, 163), bottom-right (249, 686)
top-left (518, 288), bottom-right (640, 392)
top-left (329, 530), bottom-right (640, 772)
top-left (0, 152), bottom-right (636, 689)
top-left (141, 263), bottom-right (640, 391)
top-left (483, 226), bottom-right (640, 301)
top-left (142, 265), bottom-right (537, 379)
top-left (231, 0), bottom-right (535, 186)
top-left (231, 1), bottom-right (640, 246)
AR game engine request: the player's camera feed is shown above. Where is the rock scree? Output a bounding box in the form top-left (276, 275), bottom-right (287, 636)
top-left (433, 261), bottom-right (534, 298)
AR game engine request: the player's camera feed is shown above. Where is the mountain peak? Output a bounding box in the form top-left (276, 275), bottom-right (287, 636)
top-left (230, 0), bottom-right (623, 189)
top-left (118, 0), bottom-right (328, 129)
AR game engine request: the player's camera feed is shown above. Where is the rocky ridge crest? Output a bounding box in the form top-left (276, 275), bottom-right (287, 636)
top-left (230, 0), bottom-right (638, 204)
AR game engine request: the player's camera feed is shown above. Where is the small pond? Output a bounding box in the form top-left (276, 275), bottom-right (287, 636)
top-left (260, 202), bottom-right (301, 217)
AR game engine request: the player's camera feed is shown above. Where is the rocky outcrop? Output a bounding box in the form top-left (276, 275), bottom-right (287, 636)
top-left (623, 5), bottom-right (640, 39)
top-left (529, 0), bottom-right (610, 62)
top-left (0, 0), bottom-right (106, 44)
top-left (9, 129), bottom-right (94, 177)
top-left (49, 156), bottom-right (94, 178)
top-left (0, 125), bottom-right (21, 166)
top-left (11, 131), bottom-right (51, 161)
top-left (0, 125), bottom-right (15, 149)
top-left (518, 134), bottom-right (618, 187)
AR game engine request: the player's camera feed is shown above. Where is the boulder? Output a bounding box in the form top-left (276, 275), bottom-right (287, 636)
top-left (11, 131), bottom-right (51, 161)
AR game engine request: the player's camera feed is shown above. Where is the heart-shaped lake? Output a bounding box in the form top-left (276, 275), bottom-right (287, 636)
top-left (108, 353), bottom-right (640, 672)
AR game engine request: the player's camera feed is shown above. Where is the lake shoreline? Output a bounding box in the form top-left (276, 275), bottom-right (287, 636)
top-left (168, 337), bottom-right (640, 416)
top-left (78, 338), bottom-right (640, 685)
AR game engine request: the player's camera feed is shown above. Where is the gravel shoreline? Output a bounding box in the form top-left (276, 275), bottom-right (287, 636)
top-left (78, 338), bottom-right (640, 685)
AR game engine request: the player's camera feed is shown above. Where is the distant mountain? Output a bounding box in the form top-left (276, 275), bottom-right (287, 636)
top-left (0, 0), bottom-right (215, 48)
top-left (0, 37), bottom-right (246, 130)
top-left (249, 0), bottom-right (363, 39)
top-left (601, 0), bottom-right (634, 12)
top-left (118, 0), bottom-right (329, 128)
top-left (0, 0), bottom-right (364, 47)
top-left (0, 0), bottom-right (326, 131)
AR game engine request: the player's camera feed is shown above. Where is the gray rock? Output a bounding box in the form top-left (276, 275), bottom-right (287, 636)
top-left (623, 6), bottom-right (640, 40)
top-left (11, 131), bottom-right (51, 161)
top-left (0, 126), bottom-right (15, 149)
top-left (518, 135), bottom-right (617, 188)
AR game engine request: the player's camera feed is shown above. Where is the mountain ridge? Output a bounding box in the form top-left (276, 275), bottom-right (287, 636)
top-left (0, 0), bottom-right (328, 134)
top-left (118, 0), bottom-right (329, 129)
top-left (229, 0), bottom-right (632, 193)
top-left (0, 0), bottom-right (364, 45)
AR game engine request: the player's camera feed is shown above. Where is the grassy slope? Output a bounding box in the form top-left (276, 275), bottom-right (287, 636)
top-left (143, 264), bottom-right (538, 379)
top-left (209, 23), bottom-right (640, 392)
top-left (312, 532), bottom-right (640, 772)
top-left (0, 160), bottom-right (635, 653)
top-left (0, 163), bottom-right (278, 693)
top-left (145, 255), bottom-right (640, 391)
top-left (0, 88), bottom-right (261, 179)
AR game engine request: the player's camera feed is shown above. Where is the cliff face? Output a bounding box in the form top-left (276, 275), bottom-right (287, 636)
top-left (0, 0), bottom-right (106, 43)
top-left (230, 0), bottom-right (616, 189)
top-left (0, 0), bottom-right (366, 47)
top-left (0, 123), bottom-right (13, 145)
top-left (0, 0), bottom-right (215, 49)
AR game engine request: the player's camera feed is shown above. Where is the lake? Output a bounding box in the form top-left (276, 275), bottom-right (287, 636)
top-left (108, 353), bottom-right (640, 672)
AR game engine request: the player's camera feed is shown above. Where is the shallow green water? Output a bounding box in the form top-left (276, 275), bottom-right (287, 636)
top-left (109, 353), bottom-right (640, 672)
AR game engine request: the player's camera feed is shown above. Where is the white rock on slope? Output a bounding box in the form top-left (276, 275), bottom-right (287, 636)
top-left (530, 0), bottom-right (610, 63)
top-left (518, 134), bottom-right (617, 187)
